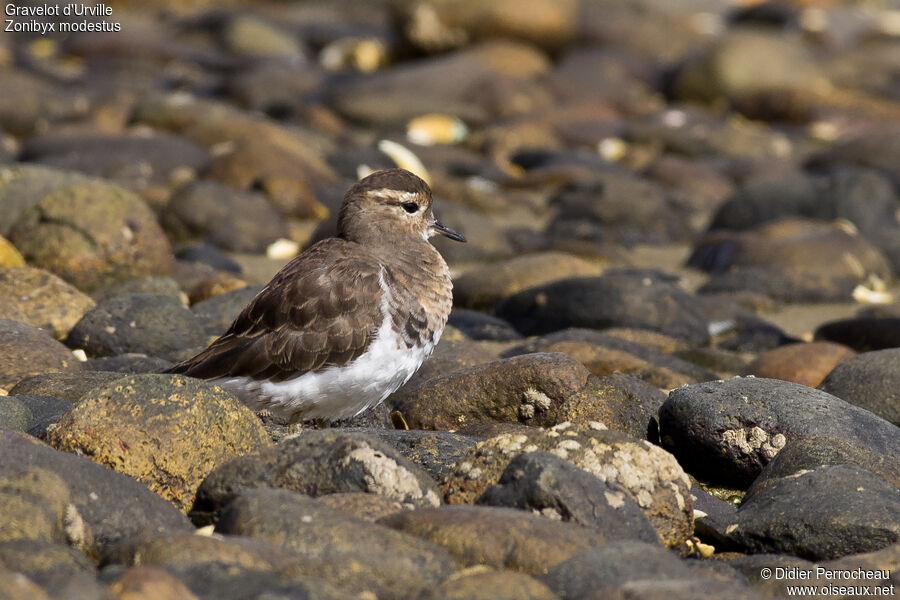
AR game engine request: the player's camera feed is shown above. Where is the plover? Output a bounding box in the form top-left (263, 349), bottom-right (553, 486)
top-left (166, 168), bottom-right (465, 421)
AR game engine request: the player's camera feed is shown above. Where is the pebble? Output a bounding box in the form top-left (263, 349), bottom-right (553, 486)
top-left (192, 429), bottom-right (442, 525)
top-left (659, 377), bottom-right (900, 487)
top-left (1, 1), bottom-right (897, 596)
top-left (818, 348), bottom-right (900, 424)
top-left (0, 319), bottom-right (81, 390)
top-left (46, 374), bottom-right (271, 512)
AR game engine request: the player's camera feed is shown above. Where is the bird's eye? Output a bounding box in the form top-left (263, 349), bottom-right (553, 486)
top-left (401, 202), bottom-right (419, 214)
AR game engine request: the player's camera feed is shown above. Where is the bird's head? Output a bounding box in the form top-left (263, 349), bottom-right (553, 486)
top-left (337, 168), bottom-right (466, 245)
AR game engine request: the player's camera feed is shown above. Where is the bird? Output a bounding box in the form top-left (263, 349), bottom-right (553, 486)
top-left (165, 168), bottom-right (466, 422)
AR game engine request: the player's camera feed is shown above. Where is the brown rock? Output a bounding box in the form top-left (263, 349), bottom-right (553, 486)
top-left (46, 374), bottom-right (271, 511)
top-left (0, 267), bottom-right (95, 339)
top-left (397, 0), bottom-right (578, 53)
top-left (742, 342), bottom-right (855, 388)
top-left (0, 319), bottom-right (81, 390)
top-left (453, 252), bottom-right (603, 311)
top-left (390, 353), bottom-right (590, 431)
top-left (8, 178), bottom-right (173, 292)
top-left (318, 492), bottom-right (406, 522)
top-left (109, 565), bottom-right (199, 600)
top-left (441, 423), bottom-right (693, 550)
top-left (424, 567), bottom-right (559, 600)
top-left (381, 504), bottom-right (607, 574)
top-left (9, 371), bottom-right (123, 402)
top-left (0, 468), bottom-right (74, 545)
top-left (546, 340), bottom-right (695, 390)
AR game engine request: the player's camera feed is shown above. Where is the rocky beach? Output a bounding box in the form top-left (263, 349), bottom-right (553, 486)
top-left (0, 0), bottom-right (898, 598)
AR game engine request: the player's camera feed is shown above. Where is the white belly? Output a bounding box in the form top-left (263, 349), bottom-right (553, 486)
top-left (219, 324), bottom-right (435, 421)
top-left (216, 269), bottom-right (441, 421)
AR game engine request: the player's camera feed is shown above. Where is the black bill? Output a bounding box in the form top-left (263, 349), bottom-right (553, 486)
top-left (432, 220), bottom-right (467, 243)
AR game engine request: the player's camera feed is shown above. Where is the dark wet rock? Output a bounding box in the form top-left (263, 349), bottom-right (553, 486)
top-left (0, 267), bottom-right (95, 340)
top-left (690, 220), bottom-right (891, 302)
top-left (671, 28), bottom-right (827, 120)
top-left (658, 377), bottom-right (900, 487)
top-left (368, 429), bottom-right (481, 483)
top-left (446, 309), bottom-right (523, 341)
top-left (46, 374), bottom-right (271, 512)
top-left (422, 568), bottom-right (559, 600)
top-left (707, 168), bottom-right (900, 242)
top-left (90, 276), bottom-right (185, 304)
top-left (84, 354), bottom-right (173, 375)
top-left (477, 451), bottom-right (660, 544)
top-left (175, 243), bottom-right (243, 274)
top-left (539, 541), bottom-right (693, 599)
top-left (740, 342), bottom-right (855, 388)
top-left (186, 284), bottom-right (261, 337)
top-left (625, 107), bottom-right (797, 160)
top-left (6, 176), bottom-right (173, 292)
top-left (674, 347), bottom-right (753, 378)
top-left (395, 0), bottom-right (577, 53)
top-left (9, 371), bottom-right (122, 403)
top-left (227, 61), bottom-right (323, 118)
top-left (0, 396), bottom-right (32, 432)
top-left (807, 124), bottom-right (900, 188)
top-left (0, 319), bottom-right (81, 390)
top-left (193, 429), bottom-right (441, 525)
top-left (691, 485), bottom-right (741, 552)
top-left (217, 487), bottom-right (457, 600)
top-left (380, 504), bottom-right (607, 574)
top-left (12, 395), bottom-right (72, 438)
top-left (546, 171), bottom-right (694, 246)
top-left (754, 434), bottom-right (900, 494)
top-left (504, 328), bottom-right (718, 390)
top-left (496, 270), bottom-right (710, 345)
top-left (452, 252), bottom-right (603, 312)
top-left (0, 538), bottom-right (113, 600)
top-left (0, 430), bottom-right (192, 557)
top-left (442, 423), bottom-right (692, 550)
top-left (65, 293), bottom-right (207, 361)
top-left (163, 180), bottom-right (289, 253)
top-left (731, 465), bottom-right (900, 560)
top-left (814, 317), bottom-right (900, 352)
top-left (818, 348), bottom-right (900, 425)
top-left (19, 131), bottom-right (210, 202)
top-left (699, 265), bottom-right (860, 303)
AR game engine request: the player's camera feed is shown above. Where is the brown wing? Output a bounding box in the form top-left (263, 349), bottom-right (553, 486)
top-left (166, 238), bottom-right (384, 382)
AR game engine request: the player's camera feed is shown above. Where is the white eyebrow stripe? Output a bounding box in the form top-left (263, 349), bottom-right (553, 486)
top-left (367, 189), bottom-right (419, 203)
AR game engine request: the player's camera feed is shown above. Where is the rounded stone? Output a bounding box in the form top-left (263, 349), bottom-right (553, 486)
top-left (0, 267), bottom-right (95, 339)
top-left (0, 319), bottom-right (81, 390)
top-left (442, 423), bottom-right (693, 550)
top-left (7, 178), bottom-right (173, 292)
top-left (64, 293), bottom-right (207, 361)
top-left (658, 377), bottom-right (900, 487)
top-left (46, 374), bottom-right (272, 511)
top-left (818, 348), bottom-right (900, 425)
top-left (741, 342), bottom-right (855, 388)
